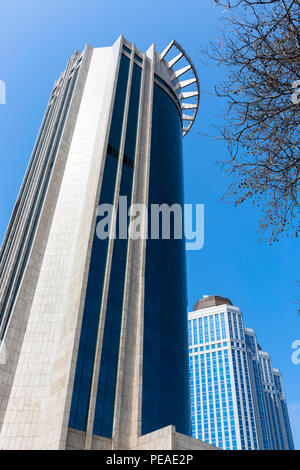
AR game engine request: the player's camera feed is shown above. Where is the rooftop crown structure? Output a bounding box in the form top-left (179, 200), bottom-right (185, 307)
top-left (0, 36), bottom-right (216, 451)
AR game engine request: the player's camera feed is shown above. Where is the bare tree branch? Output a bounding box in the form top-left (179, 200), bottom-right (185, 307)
top-left (205, 0), bottom-right (300, 243)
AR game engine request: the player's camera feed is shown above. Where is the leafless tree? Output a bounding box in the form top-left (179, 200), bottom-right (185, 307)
top-left (206, 0), bottom-right (300, 242)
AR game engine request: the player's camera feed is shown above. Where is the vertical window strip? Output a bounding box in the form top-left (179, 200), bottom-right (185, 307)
top-left (228, 313), bottom-right (234, 340)
top-left (238, 314), bottom-right (244, 341)
top-left (69, 54), bottom-right (130, 432)
top-left (0, 66), bottom-right (80, 339)
top-left (215, 314), bottom-right (221, 341)
top-left (93, 62), bottom-right (142, 438)
top-left (188, 320), bottom-right (192, 347)
top-left (142, 80), bottom-right (188, 436)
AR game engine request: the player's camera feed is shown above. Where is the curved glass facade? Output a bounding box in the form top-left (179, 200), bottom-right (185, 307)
top-left (142, 83), bottom-right (191, 436)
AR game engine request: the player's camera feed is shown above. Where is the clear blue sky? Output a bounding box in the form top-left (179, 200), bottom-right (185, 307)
top-left (0, 0), bottom-right (299, 449)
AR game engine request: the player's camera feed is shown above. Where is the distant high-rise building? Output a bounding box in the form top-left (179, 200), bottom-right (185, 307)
top-left (244, 328), bottom-right (271, 449)
top-left (188, 295), bottom-right (294, 450)
top-left (257, 351), bottom-right (294, 450)
top-left (0, 36), bottom-right (216, 451)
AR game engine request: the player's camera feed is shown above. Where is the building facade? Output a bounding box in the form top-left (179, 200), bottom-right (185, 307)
top-left (244, 328), bottom-right (271, 449)
top-left (188, 296), bottom-right (294, 450)
top-left (258, 351), bottom-right (294, 450)
top-left (0, 37), bottom-right (216, 451)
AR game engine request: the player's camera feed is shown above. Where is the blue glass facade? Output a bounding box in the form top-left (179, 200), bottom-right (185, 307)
top-left (0, 38), bottom-right (204, 449)
top-left (69, 45), bottom-right (192, 442)
top-left (93, 63), bottom-right (142, 438)
top-left (245, 331), bottom-right (271, 449)
top-left (274, 373), bottom-right (294, 450)
top-left (0, 65), bottom-right (80, 339)
top-left (141, 83), bottom-right (191, 436)
top-left (69, 54), bottom-right (131, 433)
top-left (189, 304), bottom-right (294, 450)
top-left (259, 355), bottom-right (294, 449)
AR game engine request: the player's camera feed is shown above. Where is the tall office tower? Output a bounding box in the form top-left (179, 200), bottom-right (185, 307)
top-left (259, 353), bottom-right (294, 450)
top-left (189, 296), bottom-right (294, 450)
top-left (0, 36), bottom-right (216, 451)
top-left (244, 328), bottom-right (271, 450)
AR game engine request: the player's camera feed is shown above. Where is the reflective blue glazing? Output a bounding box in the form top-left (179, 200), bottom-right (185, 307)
top-left (274, 374), bottom-right (294, 450)
top-left (189, 330), bottom-right (238, 450)
top-left (69, 54), bottom-right (130, 431)
top-left (278, 399), bottom-right (295, 449)
top-left (0, 67), bottom-right (80, 339)
top-left (93, 64), bottom-right (142, 437)
top-left (142, 84), bottom-right (190, 436)
top-left (245, 331), bottom-right (271, 449)
top-left (0, 104), bottom-right (51, 270)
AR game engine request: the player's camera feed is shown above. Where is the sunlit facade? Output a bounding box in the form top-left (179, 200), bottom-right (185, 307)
top-left (189, 296), bottom-right (294, 450)
top-left (0, 37), bottom-right (217, 451)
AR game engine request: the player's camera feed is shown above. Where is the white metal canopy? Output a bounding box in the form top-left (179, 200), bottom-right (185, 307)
top-left (160, 40), bottom-right (200, 137)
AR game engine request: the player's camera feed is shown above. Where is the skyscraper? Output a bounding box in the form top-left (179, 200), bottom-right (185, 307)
top-left (244, 328), bottom-right (270, 449)
top-left (246, 330), bottom-right (294, 450)
top-left (0, 36), bottom-right (215, 451)
top-left (257, 351), bottom-right (294, 450)
top-left (188, 295), bottom-right (294, 450)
